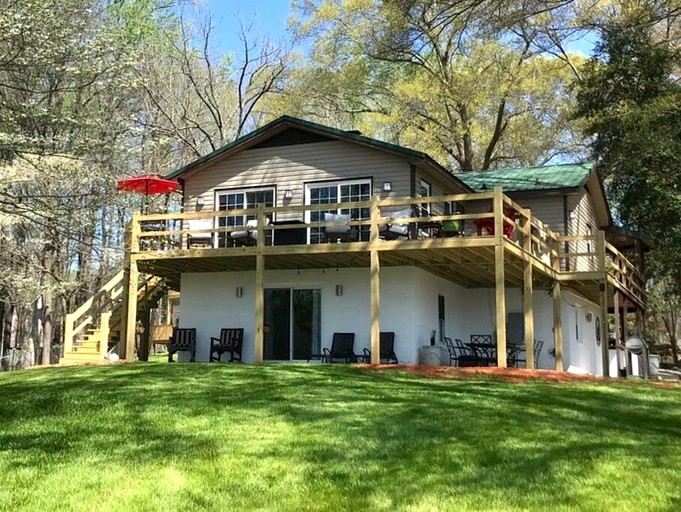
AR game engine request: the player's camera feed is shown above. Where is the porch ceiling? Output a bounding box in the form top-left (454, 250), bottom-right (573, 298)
top-left (136, 243), bottom-right (556, 290)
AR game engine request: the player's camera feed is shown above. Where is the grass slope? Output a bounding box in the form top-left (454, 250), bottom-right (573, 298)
top-left (0, 364), bottom-right (680, 511)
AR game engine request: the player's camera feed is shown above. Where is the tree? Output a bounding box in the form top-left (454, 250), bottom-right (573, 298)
top-left (574, 6), bottom-right (681, 289)
top-left (279, 0), bottom-right (588, 170)
top-left (136, 7), bottom-right (289, 170)
top-left (0, 0), bottom-right (164, 365)
top-left (647, 279), bottom-right (680, 366)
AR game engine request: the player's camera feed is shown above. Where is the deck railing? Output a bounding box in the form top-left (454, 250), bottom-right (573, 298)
top-left (63, 270), bottom-right (125, 354)
top-left (129, 188), bottom-right (644, 301)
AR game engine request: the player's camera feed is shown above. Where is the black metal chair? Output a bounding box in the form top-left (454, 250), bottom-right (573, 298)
top-left (378, 209), bottom-right (411, 240)
top-left (514, 339), bottom-right (545, 369)
top-left (444, 337), bottom-right (483, 366)
top-left (470, 334), bottom-right (495, 366)
top-left (209, 328), bottom-right (244, 362)
top-left (323, 213), bottom-right (357, 243)
top-left (309, 332), bottom-right (357, 363)
top-left (362, 332), bottom-right (398, 364)
top-left (168, 327), bottom-right (196, 362)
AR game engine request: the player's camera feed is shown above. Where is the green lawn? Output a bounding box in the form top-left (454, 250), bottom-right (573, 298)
top-left (0, 364), bottom-right (680, 511)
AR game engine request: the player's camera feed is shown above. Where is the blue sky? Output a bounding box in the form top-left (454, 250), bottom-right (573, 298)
top-left (202, 0), bottom-right (596, 57)
top-left (205, 0), bottom-right (294, 53)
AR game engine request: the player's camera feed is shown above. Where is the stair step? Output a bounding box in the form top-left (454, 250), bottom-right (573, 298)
top-left (61, 352), bottom-right (104, 361)
top-left (73, 345), bottom-right (99, 352)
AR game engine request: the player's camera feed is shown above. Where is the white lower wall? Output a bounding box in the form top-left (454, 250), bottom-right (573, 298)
top-left (178, 266), bottom-right (606, 374)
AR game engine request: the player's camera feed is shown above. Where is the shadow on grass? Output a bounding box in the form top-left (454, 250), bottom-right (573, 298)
top-left (1, 363), bottom-right (680, 510)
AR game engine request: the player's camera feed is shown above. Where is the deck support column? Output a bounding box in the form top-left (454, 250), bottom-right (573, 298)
top-left (614, 290), bottom-right (622, 377)
top-left (597, 231), bottom-right (610, 377)
top-left (552, 279), bottom-right (563, 371)
top-left (521, 208), bottom-right (535, 369)
top-left (493, 187), bottom-right (507, 368)
top-left (122, 216), bottom-right (140, 361)
top-left (370, 195), bottom-right (381, 365)
top-left (254, 205), bottom-right (265, 364)
top-left (123, 259), bottom-right (139, 361)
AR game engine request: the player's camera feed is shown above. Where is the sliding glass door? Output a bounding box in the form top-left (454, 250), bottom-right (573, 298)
top-left (264, 288), bottom-right (321, 361)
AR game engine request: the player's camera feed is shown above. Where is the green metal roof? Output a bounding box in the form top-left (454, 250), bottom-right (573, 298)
top-left (456, 163), bottom-right (594, 193)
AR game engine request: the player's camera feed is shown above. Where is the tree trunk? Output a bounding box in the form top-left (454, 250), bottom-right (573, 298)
top-left (41, 292), bottom-right (53, 365)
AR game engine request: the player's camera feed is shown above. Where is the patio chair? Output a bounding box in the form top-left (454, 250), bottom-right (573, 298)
top-left (209, 328), bottom-right (244, 362)
top-left (187, 218), bottom-right (213, 248)
top-left (362, 332), bottom-right (398, 364)
top-left (443, 337), bottom-right (482, 366)
top-left (470, 334), bottom-right (495, 366)
top-left (378, 208), bottom-right (411, 240)
top-left (168, 327), bottom-right (196, 362)
top-left (230, 218), bottom-right (270, 246)
top-left (309, 332), bottom-right (357, 363)
top-left (514, 339), bottom-right (545, 369)
top-left (443, 337), bottom-right (458, 365)
top-left (323, 213), bottom-right (357, 243)
top-left (441, 219), bottom-right (464, 237)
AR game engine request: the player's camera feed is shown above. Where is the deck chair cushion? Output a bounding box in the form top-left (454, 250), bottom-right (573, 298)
top-left (324, 213), bottom-right (352, 235)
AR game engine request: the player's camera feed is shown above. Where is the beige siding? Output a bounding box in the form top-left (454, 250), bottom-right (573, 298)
top-left (183, 140), bottom-right (411, 221)
top-left (567, 190), bottom-right (600, 271)
top-left (519, 196), bottom-right (565, 235)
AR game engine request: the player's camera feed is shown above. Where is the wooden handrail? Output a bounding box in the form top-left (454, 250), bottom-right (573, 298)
top-left (127, 189), bottom-right (645, 303)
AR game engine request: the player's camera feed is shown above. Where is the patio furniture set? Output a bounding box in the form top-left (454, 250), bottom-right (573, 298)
top-left (167, 327), bottom-right (542, 367)
top-left (442, 335), bottom-right (544, 368)
top-left (168, 327), bottom-right (244, 363)
top-left (173, 204), bottom-right (518, 249)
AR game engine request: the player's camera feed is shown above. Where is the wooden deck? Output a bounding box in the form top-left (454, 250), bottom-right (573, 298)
top-left (120, 188), bottom-right (646, 377)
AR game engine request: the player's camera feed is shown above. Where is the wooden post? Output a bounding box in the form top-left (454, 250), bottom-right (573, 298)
top-left (165, 293), bottom-right (172, 325)
top-left (99, 312), bottom-right (111, 359)
top-left (254, 204), bottom-right (265, 363)
top-left (370, 195), bottom-right (381, 365)
top-left (493, 187), bottom-right (507, 367)
top-left (613, 290), bottom-right (622, 377)
top-left (521, 208), bottom-right (535, 369)
top-left (122, 216), bottom-right (140, 361)
top-left (553, 279), bottom-right (563, 371)
top-left (597, 231), bottom-right (610, 377)
top-left (623, 301), bottom-right (630, 376)
top-left (63, 313), bottom-right (74, 355)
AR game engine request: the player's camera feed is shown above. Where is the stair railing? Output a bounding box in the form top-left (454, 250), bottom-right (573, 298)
top-left (63, 270), bottom-right (125, 354)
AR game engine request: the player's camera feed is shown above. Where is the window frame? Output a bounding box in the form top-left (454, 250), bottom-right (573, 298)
top-left (304, 178), bottom-right (373, 244)
top-left (214, 185), bottom-right (277, 247)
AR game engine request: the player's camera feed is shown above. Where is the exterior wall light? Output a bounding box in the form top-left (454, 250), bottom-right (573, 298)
top-left (236, 286), bottom-right (243, 298)
top-left (568, 209), bottom-right (576, 221)
top-left (382, 181), bottom-right (392, 192)
top-left (284, 189), bottom-right (294, 200)
top-left (196, 196), bottom-right (205, 208)
top-left (335, 284), bottom-right (343, 297)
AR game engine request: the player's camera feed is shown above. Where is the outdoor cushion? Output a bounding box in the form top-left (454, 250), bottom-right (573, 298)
top-left (187, 218), bottom-right (213, 239)
top-left (230, 218), bottom-right (269, 241)
top-left (324, 213), bottom-right (352, 234)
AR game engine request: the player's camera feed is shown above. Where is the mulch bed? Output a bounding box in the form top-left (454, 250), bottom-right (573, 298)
top-left (358, 364), bottom-right (680, 388)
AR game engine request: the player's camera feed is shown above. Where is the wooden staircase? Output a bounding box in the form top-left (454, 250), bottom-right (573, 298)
top-left (60, 271), bottom-right (168, 364)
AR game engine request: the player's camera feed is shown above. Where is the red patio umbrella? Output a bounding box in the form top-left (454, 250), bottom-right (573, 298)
top-left (116, 175), bottom-right (180, 213)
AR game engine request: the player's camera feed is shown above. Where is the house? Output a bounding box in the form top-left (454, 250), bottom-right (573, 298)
top-left (62, 116), bottom-right (647, 377)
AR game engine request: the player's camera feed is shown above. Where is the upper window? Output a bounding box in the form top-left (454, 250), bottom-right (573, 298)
top-left (305, 180), bottom-right (372, 243)
top-left (419, 179), bottom-right (432, 215)
top-left (215, 187), bottom-right (275, 247)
